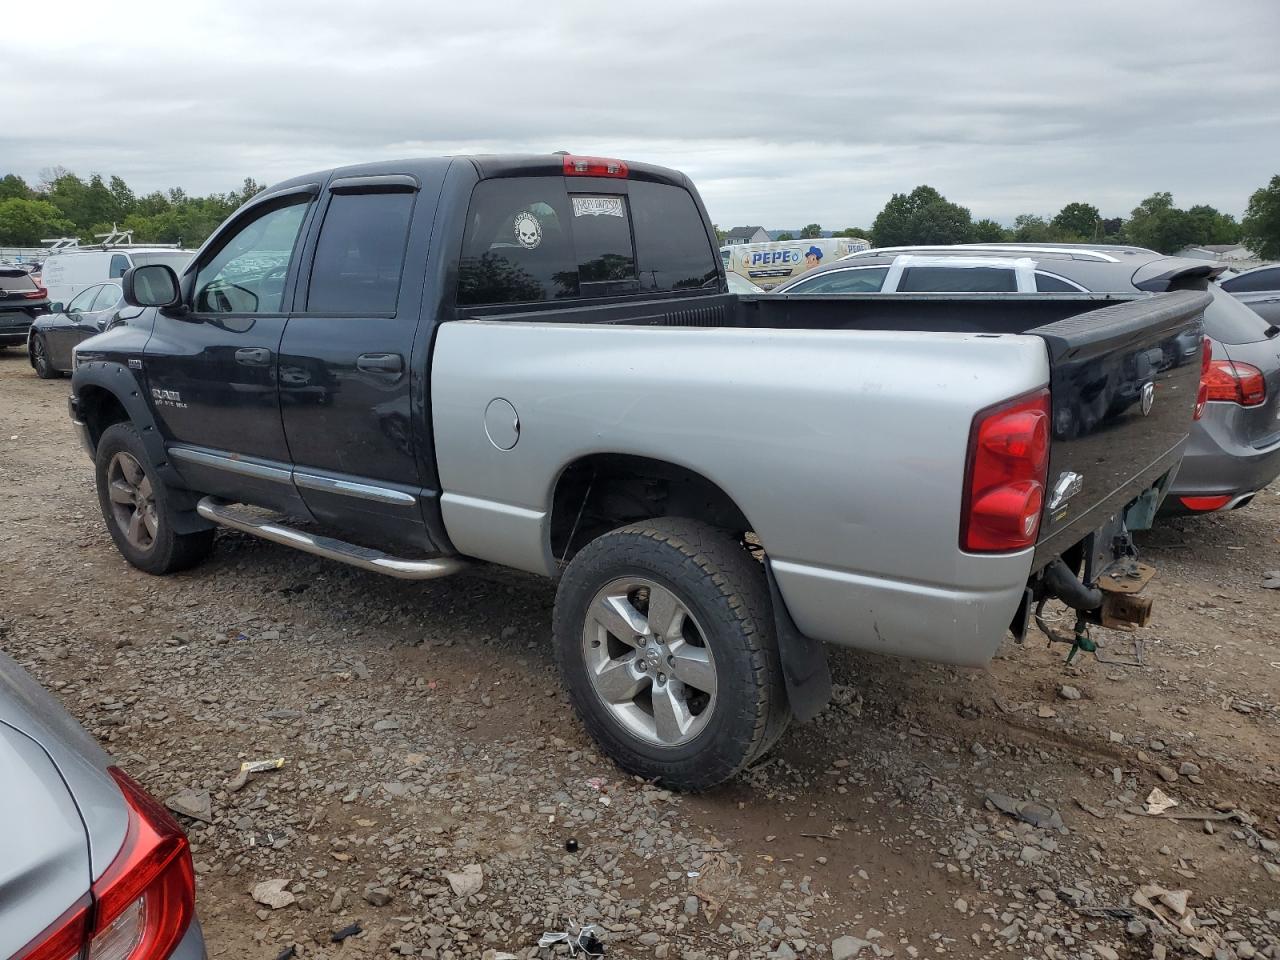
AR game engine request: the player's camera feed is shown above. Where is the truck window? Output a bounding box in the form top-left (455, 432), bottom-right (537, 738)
top-left (570, 194), bottom-right (637, 297)
top-left (1034, 272), bottom-right (1082, 292)
top-left (109, 254), bottom-right (130, 279)
top-left (629, 181), bottom-right (719, 292)
top-left (193, 199), bottom-right (309, 314)
top-left (898, 266), bottom-right (1017, 293)
top-left (457, 179), bottom-right (577, 306)
top-left (306, 191), bottom-right (415, 313)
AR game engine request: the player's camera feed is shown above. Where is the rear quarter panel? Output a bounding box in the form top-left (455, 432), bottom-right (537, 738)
top-left (432, 321), bottom-right (1051, 662)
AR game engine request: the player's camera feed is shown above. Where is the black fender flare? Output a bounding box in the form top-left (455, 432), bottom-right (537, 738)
top-left (71, 360), bottom-right (213, 534)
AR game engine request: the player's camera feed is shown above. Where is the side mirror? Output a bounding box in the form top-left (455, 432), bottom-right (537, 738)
top-left (49, 301), bottom-right (64, 313)
top-left (122, 264), bottom-right (181, 309)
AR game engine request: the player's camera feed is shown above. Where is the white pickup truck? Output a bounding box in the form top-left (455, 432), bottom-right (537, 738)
top-left (71, 154), bottom-right (1211, 788)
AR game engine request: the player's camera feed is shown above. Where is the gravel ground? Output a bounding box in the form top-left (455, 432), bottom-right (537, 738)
top-left (1, 350), bottom-right (1278, 960)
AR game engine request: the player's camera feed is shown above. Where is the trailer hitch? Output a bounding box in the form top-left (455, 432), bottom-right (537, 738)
top-left (1035, 556), bottom-right (1153, 667)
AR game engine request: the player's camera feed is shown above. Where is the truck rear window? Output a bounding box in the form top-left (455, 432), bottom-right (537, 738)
top-left (457, 177), bottom-right (716, 307)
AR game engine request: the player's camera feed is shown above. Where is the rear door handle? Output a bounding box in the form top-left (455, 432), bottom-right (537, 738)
top-left (356, 352), bottom-right (404, 373)
top-left (235, 347), bottom-right (272, 366)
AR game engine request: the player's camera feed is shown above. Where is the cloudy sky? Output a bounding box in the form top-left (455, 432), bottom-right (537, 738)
top-left (8, 0), bottom-right (1280, 229)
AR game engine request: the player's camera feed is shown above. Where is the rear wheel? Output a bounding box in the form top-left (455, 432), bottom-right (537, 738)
top-left (31, 336), bottom-right (58, 379)
top-left (95, 422), bottom-right (214, 574)
top-left (553, 518), bottom-right (790, 790)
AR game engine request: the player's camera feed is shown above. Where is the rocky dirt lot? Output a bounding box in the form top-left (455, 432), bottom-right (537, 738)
top-left (1, 351), bottom-right (1278, 960)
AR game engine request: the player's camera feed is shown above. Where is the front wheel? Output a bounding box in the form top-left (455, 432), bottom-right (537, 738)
top-left (553, 518), bottom-right (791, 790)
top-left (31, 336), bottom-right (58, 379)
top-left (95, 422), bottom-right (215, 574)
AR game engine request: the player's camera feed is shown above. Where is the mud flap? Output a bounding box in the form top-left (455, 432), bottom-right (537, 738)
top-left (765, 563), bottom-right (831, 722)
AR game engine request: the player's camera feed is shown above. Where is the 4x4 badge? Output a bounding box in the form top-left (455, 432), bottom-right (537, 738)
top-left (128, 358), bottom-right (143, 369)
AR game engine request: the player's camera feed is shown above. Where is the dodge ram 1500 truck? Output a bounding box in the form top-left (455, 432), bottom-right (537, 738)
top-left (69, 154), bottom-right (1212, 788)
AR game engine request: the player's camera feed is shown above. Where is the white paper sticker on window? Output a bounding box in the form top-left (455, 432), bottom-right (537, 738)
top-left (572, 196), bottom-right (625, 218)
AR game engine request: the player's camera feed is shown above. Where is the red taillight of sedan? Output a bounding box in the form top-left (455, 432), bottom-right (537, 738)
top-left (13, 768), bottom-right (195, 960)
top-left (1204, 358), bottom-right (1267, 407)
top-left (23, 285), bottom-right (48, 300)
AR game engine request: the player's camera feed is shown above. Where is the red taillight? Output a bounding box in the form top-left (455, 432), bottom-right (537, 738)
top-left (1204, 358), bottom-right (1266, 407)
top-left (24, 285), bottom-right (47, 299)
top-left (1194, 338), bottom-right (1212, 420)
top-left (1179, 494), bottom-right (1233, 511)
top-left (11, 897), bottom-right (90, 960)
top-left (10, 768), bottom-right (193, 960)
top-left (561, 155), bottom-right (628, 178)
top-left (962, 388), bottom-right (1051, 552)
top-left (89, 768), bottom-right (195, 959)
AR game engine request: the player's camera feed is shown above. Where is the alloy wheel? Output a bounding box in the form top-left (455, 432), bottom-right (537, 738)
top-left (107, 452), bottom-right (158, 550)
top-left (581, 577), bottom-right (718, 747)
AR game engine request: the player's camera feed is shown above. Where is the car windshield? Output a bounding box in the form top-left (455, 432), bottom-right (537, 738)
top-left (726, 273), bottom-right (762, 294)
top-left (1205, 285), bottom-right (1277, 344)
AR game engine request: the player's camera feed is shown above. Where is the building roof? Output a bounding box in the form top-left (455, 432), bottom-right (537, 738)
top-left (724, 226), bottom-right (766, 240)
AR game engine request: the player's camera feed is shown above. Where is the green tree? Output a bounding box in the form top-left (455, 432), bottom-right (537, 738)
top-left (971, 218), bottom-right (1008, 242)
top-left (1012, 214), bottom-right (1070, 243)
top-left (1052, 202), bottom-right (1100, 241)
top-left (871, 185), bottom-right (974, 247)
top-left (0, 174), bottom-right (32, 201)
top-left (1185, 204), bottom-right (1239, 245)
top-left (0, 198), bottom-right (76, 245)
top-left (799, 223), bottom-right (822, 239)
top-left (775, 232), bottom-right (794, 241)
top-left (834, 227), bottom-right (870, 239)
top-left (1124, 192), bottom-right (1198, 254)
top-left (1241, 175), bottom-right (1280, 260)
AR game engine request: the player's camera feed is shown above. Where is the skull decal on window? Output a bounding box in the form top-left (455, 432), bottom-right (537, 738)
top-left (513, 211), bottom-right (542, 250)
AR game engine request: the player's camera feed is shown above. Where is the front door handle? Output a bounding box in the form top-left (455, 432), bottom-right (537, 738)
top-left (235, 347), bottom-right (272, 366)
top-left (356, 352), bottom-right (404, 374)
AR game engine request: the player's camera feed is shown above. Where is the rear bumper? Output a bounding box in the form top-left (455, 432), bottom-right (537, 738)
top-left (770, 553), bottom-right (1031, 668)
top-left (1163, 404), bottom-right (1280, 512)
top-left (0, 327), bottom-right (31, 346)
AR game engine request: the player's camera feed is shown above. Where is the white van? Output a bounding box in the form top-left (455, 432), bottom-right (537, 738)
top-left (720, 236), bottom-right (870, 290)
top-left (41, 248), bottom-right (193, 308)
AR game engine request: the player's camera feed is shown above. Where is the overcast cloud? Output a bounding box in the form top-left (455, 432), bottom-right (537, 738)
top-left (7, 0), bottom-right (1280, 228)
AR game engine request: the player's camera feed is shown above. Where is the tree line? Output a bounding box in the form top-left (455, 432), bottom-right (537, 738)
top-left (0, 169), bottom-right (265, 248)
top-left (4, 167), bottom-right (1280, 262)
top-left (719, 174), bottom-right (1280, 261)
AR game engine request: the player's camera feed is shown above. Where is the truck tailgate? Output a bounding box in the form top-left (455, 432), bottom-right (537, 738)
top-left (1031, 290), bottom-right (1211, 565)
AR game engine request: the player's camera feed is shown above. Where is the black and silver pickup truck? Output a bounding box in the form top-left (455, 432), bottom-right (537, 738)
top-left (69, 154), bottom-right (1211, 788)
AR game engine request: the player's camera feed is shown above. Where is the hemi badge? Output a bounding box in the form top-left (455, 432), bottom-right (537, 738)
top-left (128, 359), bottom-right (143, 370)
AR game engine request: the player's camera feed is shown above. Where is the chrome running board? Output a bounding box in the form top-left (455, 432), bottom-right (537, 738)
top-left (196, 497), bottom-right (467, 581)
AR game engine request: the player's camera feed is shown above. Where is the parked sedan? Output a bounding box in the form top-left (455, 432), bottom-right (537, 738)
top-left (28, 281), bottom-right (126, 378)
top-left (1220, 263), bottom-right (1280, 328)
top-left (0, 649), bottom-right (206, 959)
top-left (778, 244), bottom-right (1280, 516)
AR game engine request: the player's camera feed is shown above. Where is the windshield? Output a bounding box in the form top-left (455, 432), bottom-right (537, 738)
top-left (1205, 285), bottom-right (1277, 344)
top-left (130, 252), bottom-right (193, 272)
top-left (0, 270), bottom-right (37, 292)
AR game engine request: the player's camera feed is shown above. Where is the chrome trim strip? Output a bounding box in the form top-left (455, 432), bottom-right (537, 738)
top-left (169, 446), bottom-right (292, 483)
top-left (196, 498), bottom-right (465, 580)
top-left (293, 471), bottom-right (417, 506)
top-left (170, 447), bottom-right (419, 506)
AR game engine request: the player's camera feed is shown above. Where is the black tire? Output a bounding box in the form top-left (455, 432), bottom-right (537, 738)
top-left (553, 518), bottom-right (791, 790)
top-left (31, 336), bottom-right (58, 379)
top-left (94, 422), bottom-right (215, 575)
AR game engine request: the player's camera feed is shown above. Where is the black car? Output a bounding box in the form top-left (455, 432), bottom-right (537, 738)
top-left (0, 267), bottom-right (49, 351)
top-left (28, 281), bottom-right (126, 378)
